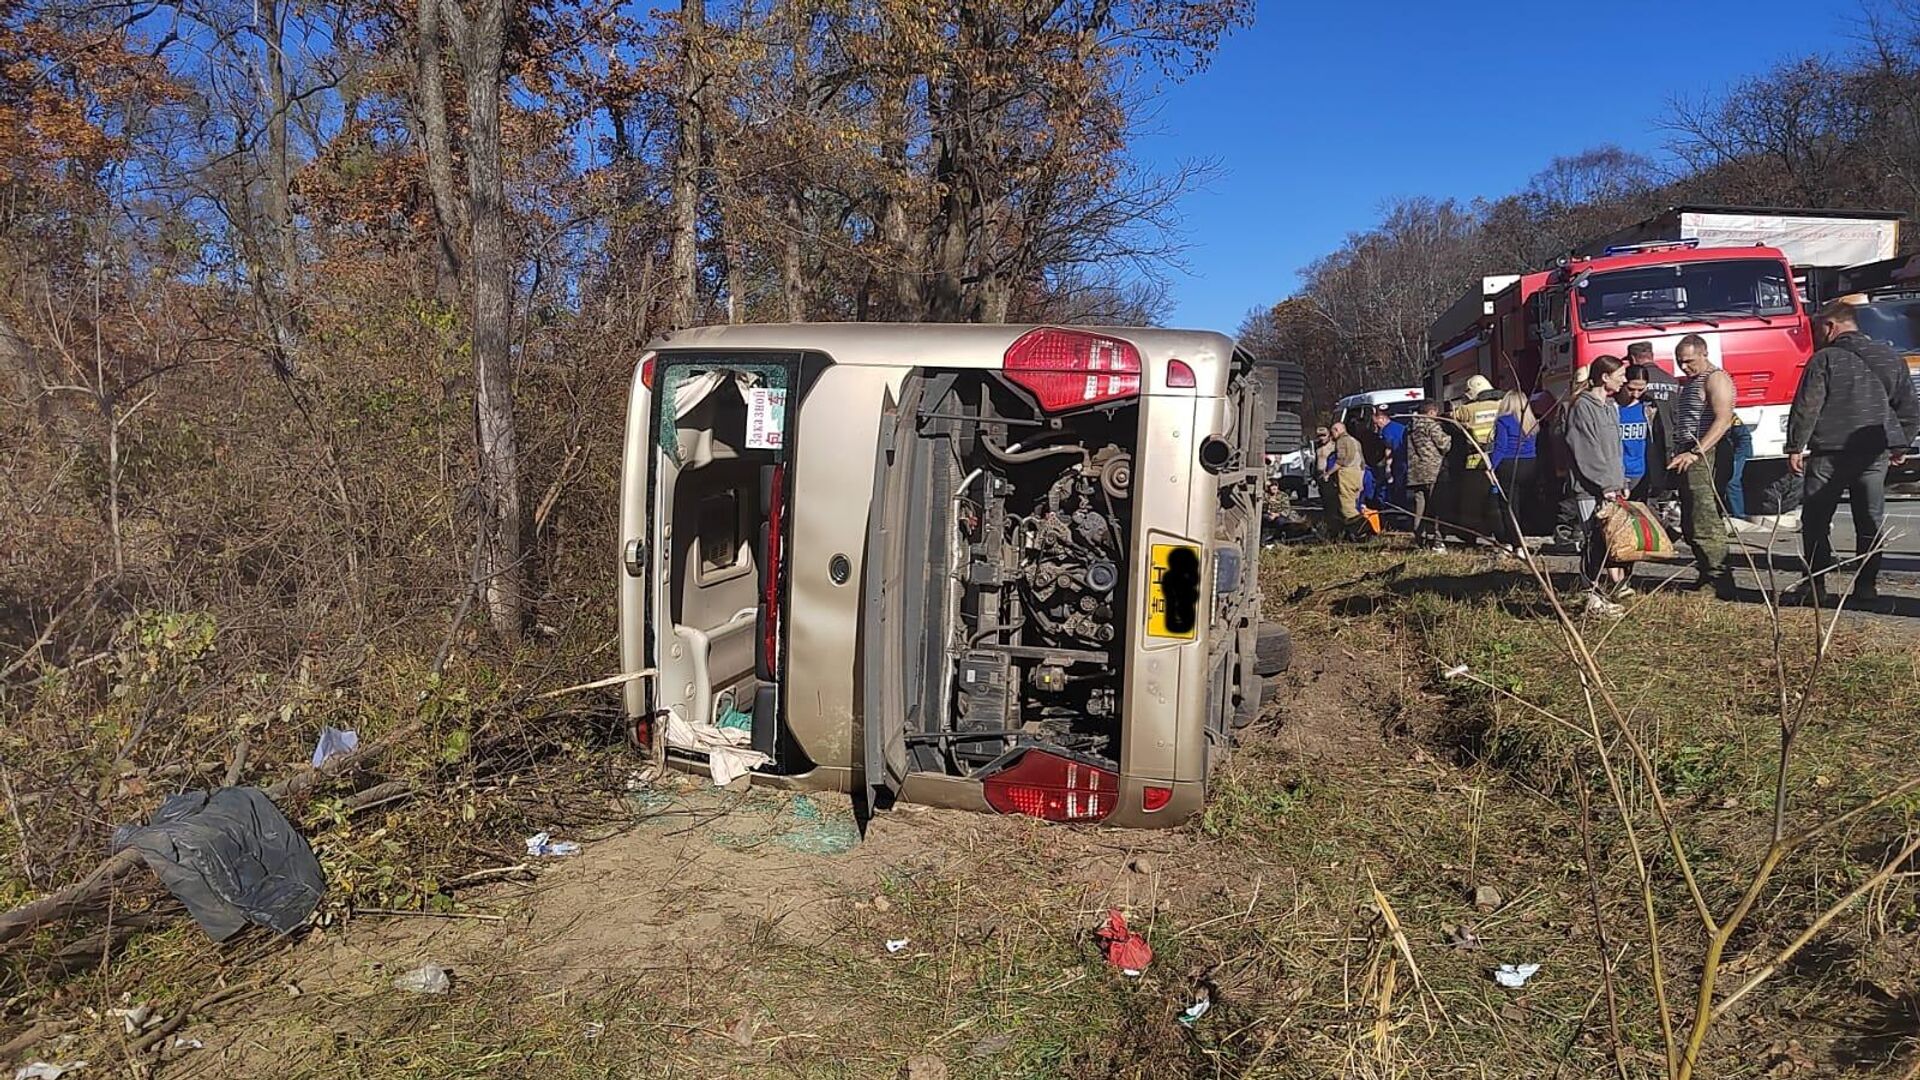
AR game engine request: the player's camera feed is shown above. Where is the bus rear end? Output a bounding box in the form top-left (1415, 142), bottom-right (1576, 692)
top-left (620, 324), bottom-right (1293, 829)
top-left (861, 327), bottom-right (1281, 828)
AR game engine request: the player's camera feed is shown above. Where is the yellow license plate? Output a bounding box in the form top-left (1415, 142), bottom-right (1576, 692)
top-left (1147, 543), bottom-right (1201, 640)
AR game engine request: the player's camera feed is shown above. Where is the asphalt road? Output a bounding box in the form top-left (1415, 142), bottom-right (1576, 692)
top-left (1523, 494), bottom-right (1920, 620)
top-left (1738, 493), bottom-right (1920, 590)
top-left (1582, 493), bottom-right (1920, 620)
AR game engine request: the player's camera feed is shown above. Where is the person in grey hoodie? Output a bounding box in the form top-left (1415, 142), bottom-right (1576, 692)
top-left (1785, 298), bottom-right (1920, 606)
top-left (1565, 356), bottom-right (1630, 616)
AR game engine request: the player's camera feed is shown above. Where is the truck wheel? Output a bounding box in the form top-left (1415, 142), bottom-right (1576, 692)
top-left (1232, 672), bottom-right (1263, 729)
top-left (1253, 625), bottom-right (1293, 677)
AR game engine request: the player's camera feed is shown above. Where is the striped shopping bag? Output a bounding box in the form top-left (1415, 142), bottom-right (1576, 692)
top-left (1597, 496), bottom-right (1675, 564)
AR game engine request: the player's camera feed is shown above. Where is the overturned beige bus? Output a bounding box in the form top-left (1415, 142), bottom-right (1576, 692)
top-left (618, 323), bottom-right (1303, 828)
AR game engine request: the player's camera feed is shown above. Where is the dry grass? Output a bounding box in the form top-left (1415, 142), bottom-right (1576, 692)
top-left (6, 541), bottom-right (1918, 1078)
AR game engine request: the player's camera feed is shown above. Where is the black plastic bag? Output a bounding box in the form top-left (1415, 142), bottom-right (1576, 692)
top-left (113, 787), bottom-right (324, 941)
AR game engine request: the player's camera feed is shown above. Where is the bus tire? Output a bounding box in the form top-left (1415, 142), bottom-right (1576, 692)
top-left (1253, 624), bottom-right (1293, 677)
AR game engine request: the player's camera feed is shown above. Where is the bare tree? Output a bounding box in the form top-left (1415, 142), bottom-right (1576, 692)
top-left (779, 0), bottom-right (811, 322)
top-left (1667, 57), bottom-right (1872, 206)
top-left (667, 0), bottom-right (705, 329)
top-left (439, 0), bottom-right (526, 639)
top-left (416, 0), bottom-right (467, 305)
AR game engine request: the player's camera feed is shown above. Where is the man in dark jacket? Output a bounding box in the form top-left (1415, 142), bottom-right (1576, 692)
top-left (1785, 299), bottom-right (1920, 606)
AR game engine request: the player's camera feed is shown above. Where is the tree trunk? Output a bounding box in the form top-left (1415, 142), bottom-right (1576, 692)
top-left (876, 71), bottom-right (920, 320)
top-left (667, 0), bottom-right (705, 329)
top-left (926, 129), bottom-right (971, 323)
top-left (780, 0), bottom-right (810, 322)
top-left (977, 194), bottom-right (1014, 323)
top-left (441, 0), bottom-right (525, 641)
top-left (416, 0), bottom-right (465, 306)
top-left (724, 240), bottom-right (744, 323)
top-left (979, 275), bottom-right (1011, 324)
top-left (259, 0), bottom-right (300, 371)
top-left (780, 190), bottom-right (805, 322)
top-left (924, 62), bottom-right (974, 323)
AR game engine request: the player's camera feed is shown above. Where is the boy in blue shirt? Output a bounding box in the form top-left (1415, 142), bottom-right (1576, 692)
top-left (1617, 364), bottom-right (1666, 501)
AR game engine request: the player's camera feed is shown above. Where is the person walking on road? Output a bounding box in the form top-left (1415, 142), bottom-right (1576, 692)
top-left (1784, 299), bottom-right (1920, 608)
top-left (1405, 400), bottom-right (1452, 551)
top-left (1667, 335), bottom-right (1738, 599)
top-left (1489, 390), bottom-right (1539, 553)
top-left (1565, 356), bottom-right (1632, 616)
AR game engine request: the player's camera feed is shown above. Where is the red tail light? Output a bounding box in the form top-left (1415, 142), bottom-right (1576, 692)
top-left (982, 750), bottom-right (1118, 822)
top-left (1142, 785), bottom-right (1173, 812)
top-left (1004, 328), bottom-right (1141, 412)
top-left (762, 464), bottom-right (785, 672)
top-left (1165, 359), bottom-right (1196, 388)
top-left (640, 354), bottom-right (657, 390)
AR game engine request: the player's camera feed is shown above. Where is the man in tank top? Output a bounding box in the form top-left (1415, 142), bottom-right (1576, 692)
top-left (1666, 335), bottom-right (1737, 599)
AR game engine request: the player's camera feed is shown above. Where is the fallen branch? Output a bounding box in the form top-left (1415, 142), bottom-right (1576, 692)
top-left (0, 848), bottom-right (145, 949)
top-left (222, 735), bottom-right (250, 788)
top-left (337, 780), bottom-right (415, 816)
top-left (446, 863), bottom-right (534, 887)
top-left (355, 907), bottom-right (506, 922)
top-left (0, 576), bottom-right (104, 684)
top-left (130, 979), bottom-right (263, 1056)
top-left (532, 443), bottom-right (584, 534)
top-left (0, 1018), bottom-right (83, 1064)
top-left (537, 668), bottom-right (656, 700)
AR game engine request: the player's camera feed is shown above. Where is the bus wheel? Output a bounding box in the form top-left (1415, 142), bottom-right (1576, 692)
top-left (1254, 624), bottom-right (1293, 677)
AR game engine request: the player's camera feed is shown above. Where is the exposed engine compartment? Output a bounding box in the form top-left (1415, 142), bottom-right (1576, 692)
top-left (908, 373), bottom-right (1136, 774)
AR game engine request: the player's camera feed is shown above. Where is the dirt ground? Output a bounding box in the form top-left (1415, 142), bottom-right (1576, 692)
top-left (100, 646), bottom-right (1387, 1078)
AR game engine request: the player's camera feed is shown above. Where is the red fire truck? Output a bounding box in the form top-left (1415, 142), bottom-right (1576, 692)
top-left (1427, 206), bottom-right (1902, 506)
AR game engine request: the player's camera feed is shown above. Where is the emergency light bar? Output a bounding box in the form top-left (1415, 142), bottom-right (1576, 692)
top-left (1602, 239), bottom-right (1702, 257)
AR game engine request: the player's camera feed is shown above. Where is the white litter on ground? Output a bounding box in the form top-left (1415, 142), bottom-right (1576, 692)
top-left (1494, 963), bottom-right (1541, 989)
top-left (524, 832), bottom-right (581, 858)
top-left (663, 707), bottom-right (770, 786)
top-left (14, 1064), bottom-right (88, 1080)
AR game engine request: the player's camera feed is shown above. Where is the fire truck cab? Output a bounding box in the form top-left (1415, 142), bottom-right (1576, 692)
top-left (1427, 206), bottom-right (1904, 510)
top-left (1532, 241), bottom-right (1808, 456)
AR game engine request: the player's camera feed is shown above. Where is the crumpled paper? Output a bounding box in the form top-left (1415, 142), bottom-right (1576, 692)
top-left (524, 832), bottom-right (580, 858)
top-left (310, 726), bottom-right (359, 768)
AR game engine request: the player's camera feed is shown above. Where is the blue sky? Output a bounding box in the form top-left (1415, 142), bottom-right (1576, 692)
top-left (1138, 0), bottom-right (1873, 330)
